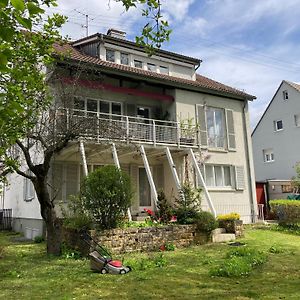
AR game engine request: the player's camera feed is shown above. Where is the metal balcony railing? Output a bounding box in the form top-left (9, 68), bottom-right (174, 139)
top-left (54, 108), bottom-right (200, 147)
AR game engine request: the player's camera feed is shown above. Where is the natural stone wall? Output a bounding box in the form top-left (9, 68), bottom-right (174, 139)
top-left (218, 220), bottom-right (244, 237)
top-left (91, 225), bottom-right (209, 254)
top-left (62, 225), bottom-right (210, 255)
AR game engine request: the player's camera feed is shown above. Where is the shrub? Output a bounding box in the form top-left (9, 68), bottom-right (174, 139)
top-left (157, 190), bottom-right (174, 223)
top-left (81, 165), bottom-right (133, 229)
top-left (270, 200), bottom-right (300, 225)
top-left (33, 236), bottom-right (45, 243)
top-left (61, 243), bottom-right (82, 260)
top-left (61, 195), bottom-right (93, 230)
top-left (194, 211), bottom-right (218, 233)
top-left (175, 183), bottom-right (202, 224)
top-left (217, 212), bottom-right (240, 221)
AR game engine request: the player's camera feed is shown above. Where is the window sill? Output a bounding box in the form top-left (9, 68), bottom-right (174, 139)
top-left (264, 161), bottom-right (275, 164)
top-left (274, 129), bottom-right (283, 132)
top-left (207, 148), bottom-right (228, 153)
top-left (207, 187), bottom-right (235, 192)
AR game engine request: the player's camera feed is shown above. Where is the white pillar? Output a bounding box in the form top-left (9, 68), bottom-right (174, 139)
top-left (165, 147), bottom-right (181, 190)
top-left (112, 143), bottom-right (132, 221)
top-left (188, 149), bottom-right (217, 217)
top-left (79, 140), bottom-right (88, 177)
top-left (139, 145), bottom-right (158, 208)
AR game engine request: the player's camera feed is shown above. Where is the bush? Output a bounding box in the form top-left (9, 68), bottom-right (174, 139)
top-left (217, 212), bottom-right (240, 221)
top-left (270, 200), bottom-right (300, 225)
top-left (194, 211), bottom-right (218, 233)
top-left (175, 183), bottom-right (202, 224)
top-left (61, 195), bottom-right (93, 230)
top-left (81, 165), bottom-right (132, 229)
top-left (156, 190), bottom-right (174, 223)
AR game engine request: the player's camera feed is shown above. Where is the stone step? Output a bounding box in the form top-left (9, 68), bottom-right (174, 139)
top-left (212, 228), bottom-right (226, 235)
top-left (212, 233), bottom-right (236, 243)
top-left (132, 215), bottom-right (146, 222)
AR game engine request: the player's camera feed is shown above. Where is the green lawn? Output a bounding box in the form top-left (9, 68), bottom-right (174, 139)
top-left (0, 227), bottom-right (300, 300)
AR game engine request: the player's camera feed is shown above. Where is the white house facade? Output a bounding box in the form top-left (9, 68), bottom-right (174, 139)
top-left (3, 29), bottom-right (258, 238)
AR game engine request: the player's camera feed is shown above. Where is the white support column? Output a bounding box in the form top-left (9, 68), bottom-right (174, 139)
top-left (188, 149), bottom-right (217, 218)
top-left (165, 147), bottom-right (181, 190)
top-left (79, 140), bottom-right (88, 177)
top-left (139, 145), bottom-right (158, 208)
top-left (111, 143), bottom-right (132, 221)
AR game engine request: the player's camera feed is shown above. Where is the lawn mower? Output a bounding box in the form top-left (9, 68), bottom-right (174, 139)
top-left (81, 231), bottom-right (131, 275)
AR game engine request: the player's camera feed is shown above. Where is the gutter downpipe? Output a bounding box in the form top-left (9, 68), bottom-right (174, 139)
top-left (243, 100), bottom-right (256, 223)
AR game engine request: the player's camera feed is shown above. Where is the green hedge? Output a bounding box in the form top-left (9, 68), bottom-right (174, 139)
top-left (269, 200), bottom-right (300, 225)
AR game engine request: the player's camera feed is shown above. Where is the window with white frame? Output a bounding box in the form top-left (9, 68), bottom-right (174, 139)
top-left (24, 171), bottom-right (35, 201)
top-left (159, 66), bottom-right (169, 74)
top-left (147, 63), bottom-right (156, 72)
top-left (206, 107), bottom-right (226, 148)
top-left (274, 120), bottom-right (283, 131)
top-left (120, 52), bottom-right (129, 65)
top-left (204, 165), bottom-right (232, 187)
top-left (106, 49), bottom-right (115, 62)
top-left (283, 90), bottom-right (289, 100)
top-left (294, 114), bottom-right (300, 127)
top-left (134, 60), bottom-right (143, 69)
top-left (263, 149), bottom-right (274, 162)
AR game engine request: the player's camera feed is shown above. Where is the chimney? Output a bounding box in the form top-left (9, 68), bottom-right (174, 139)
top-left (107, 28), bottom-right (126, 39)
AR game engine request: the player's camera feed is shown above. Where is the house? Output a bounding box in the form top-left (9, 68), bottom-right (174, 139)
top-left (3, 29), bottom-right (258, 239)
top-left (252, 80), bottom-right (300, 202)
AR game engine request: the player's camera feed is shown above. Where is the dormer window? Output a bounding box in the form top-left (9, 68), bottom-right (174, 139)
top-left (159, 66), bottom-right (169, 74)
top-left (134, 60), bottom-right (143, 69)
top-left (283, 90), bottom-right (289, 100)
top-left (121, 52), bottom-right (129, 65)
top-left (147, 63), bottom-right (156, 72)
top-left (106, 49), bottom-right (115, 62)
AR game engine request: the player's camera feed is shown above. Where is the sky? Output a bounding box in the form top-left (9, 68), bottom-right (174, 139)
top-left (45, 0), bottom-right (300, 128)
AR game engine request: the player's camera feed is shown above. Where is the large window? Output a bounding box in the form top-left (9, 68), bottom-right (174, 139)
top-left (147, 63), bottom-right (156, 72)
top-left (134, 60), bottom-right (143, 69)
top-left (159, 66), bottom-right (169, 74)
top-left (205, 165), bottom-right (232, 188)
top-left (106, 49), bottom-right (115, 62)
top-left (121, 52), bottom-right (129, 65)
top-left (206, 107), bottom-right (225, 148)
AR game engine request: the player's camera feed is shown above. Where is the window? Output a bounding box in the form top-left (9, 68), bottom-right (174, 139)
top-left (24, 171), bottom-right (35, 201)
top-left (294, 114), bottom-right (300, 127)
top-left (121, 52), bottom-right (129, 65)
top-left (147, 63), bottom-right (156, 72)
top-left (206, 107), bottom-right (225, 148)
top-left (204, 165), bottom-right (232, 187)
top-left (134, 60), bottom-right (143, 68)
top-left (274, 120), bottom-right (283, 131)
top-left (263, 149), bottom-right (274, 162)
top-left (106, 49), bottom-right (115, 62)
top-left (283, 90), bottom-right (289, 100)
top-left (159, 66), bottom-right (169, 74)
top-left (282, 184), bottom-right (292, 193)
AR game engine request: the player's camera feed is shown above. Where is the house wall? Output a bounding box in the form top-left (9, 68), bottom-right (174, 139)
top-left (252, 82), bottom-right (300, 181)
top-left (175, 89), bottom-right (257, 223)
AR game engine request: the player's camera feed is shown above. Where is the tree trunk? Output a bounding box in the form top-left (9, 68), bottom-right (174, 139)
top-left (33, 174), bottom-right (62, 255)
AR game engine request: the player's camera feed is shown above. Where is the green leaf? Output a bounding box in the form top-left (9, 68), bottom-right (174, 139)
top-left (11, 0), bottom-right (25, 12)
top-left (0, 0), bottom-right (9, 8)
top-left (15, 15), bottom-right (32, 29)
top-left (0, 27), bottom-right (15, 41)
top-left (0, 53), bottom-right (8, 66)
top-left (27, 2), bottom-right (45, 15)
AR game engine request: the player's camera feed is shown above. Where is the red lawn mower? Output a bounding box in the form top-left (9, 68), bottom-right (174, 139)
top-left (82, 231), bottom-right (131, 275)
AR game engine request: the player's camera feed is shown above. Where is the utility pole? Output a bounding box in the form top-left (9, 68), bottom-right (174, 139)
top-left (74, 9), bottom-right (89, 37)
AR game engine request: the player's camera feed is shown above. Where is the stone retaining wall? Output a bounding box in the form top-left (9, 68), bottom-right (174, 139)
top-left (63, 225), bottom-right (209, 255)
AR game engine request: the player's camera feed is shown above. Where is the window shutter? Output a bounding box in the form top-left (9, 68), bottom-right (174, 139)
top-left (197, 105), bottom-right (208, 147)
top-left (235, 166), bottom-right (245, 190)
top-left (225, 109), bottom-right (236, 150)
top-left (126, 103), bottom-right (136, 117)
top-left (130, 165), bottom-right (139, 212)
top-left (197, 163), bottom-right (205, 187)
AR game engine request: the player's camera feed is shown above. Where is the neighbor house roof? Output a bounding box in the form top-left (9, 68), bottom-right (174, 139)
top-left (53, 42), bottom-right (256, 101)
top-left (286, 81), bottom-right (300, 93)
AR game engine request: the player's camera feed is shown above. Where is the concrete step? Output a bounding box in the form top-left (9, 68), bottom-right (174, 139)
top-left (212, 233), bottom-right (236, 243)
top-left (132, 215), bottom-right (146, 222)
top-left (212, 228), bottom-right (226, 235)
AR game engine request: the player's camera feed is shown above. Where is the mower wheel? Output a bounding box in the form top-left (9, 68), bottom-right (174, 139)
top-left (120, 269), bottom-right (126, 275)
top-left (100, 268), bottom-right (108, 274)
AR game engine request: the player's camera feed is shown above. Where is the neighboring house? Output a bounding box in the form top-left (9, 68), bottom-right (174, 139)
top-left (252, 80), bottom-right (300, 201)
top-left (3, 29), bottom-right (257, 238)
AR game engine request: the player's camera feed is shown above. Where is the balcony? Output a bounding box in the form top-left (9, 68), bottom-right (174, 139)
top-left (54, 108), bottom-right (200, 148)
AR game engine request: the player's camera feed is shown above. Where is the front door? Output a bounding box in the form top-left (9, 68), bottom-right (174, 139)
top-left (138, 167), bottom-right (153, 212)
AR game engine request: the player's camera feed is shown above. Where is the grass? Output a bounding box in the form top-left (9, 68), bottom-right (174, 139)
top-left (0, 227), bottom-right (300, 299)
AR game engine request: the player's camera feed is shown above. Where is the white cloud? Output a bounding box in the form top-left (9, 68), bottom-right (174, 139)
top-left (161, 0), bottom-right (195, 22)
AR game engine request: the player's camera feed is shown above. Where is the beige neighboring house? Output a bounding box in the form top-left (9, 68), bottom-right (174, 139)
top-left (252, 80), bottom-right (300, 201)
top-left (3, 29), bottom-right (258, 238)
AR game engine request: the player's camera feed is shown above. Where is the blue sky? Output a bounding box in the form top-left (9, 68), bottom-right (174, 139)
top-left (46, 0), bottom-right (300, 128)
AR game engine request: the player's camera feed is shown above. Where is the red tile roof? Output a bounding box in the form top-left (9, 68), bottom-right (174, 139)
top-left (53, 42), bottom-right (256, 100)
